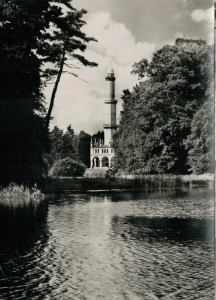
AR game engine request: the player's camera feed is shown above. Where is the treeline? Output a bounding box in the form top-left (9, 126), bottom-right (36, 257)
top-left (113, 38), bottom-right (214, 175)
top-left (0, 0), bottom-right (96, 185)
top-left (47, 126), bottom-right (91, 168)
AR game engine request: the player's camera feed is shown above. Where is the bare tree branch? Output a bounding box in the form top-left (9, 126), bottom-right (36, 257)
top-left (62, 71), bottom-right (89, 83)
top-left (64, 63), bottom-right (80, 69)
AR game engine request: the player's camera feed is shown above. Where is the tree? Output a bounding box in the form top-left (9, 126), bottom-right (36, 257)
top-left (0, 0), bottom-right (50, 184)
top-left (0, 0), bottom-right (97, 184)
top-left (49, 126), bottom-right (90, 169)
top-left (184, 100), bottom-right (214, 174)
top-left (49, 157), bottom-right (86, 177)
top-left (40, 2), bottom-right (98, 130)
top-left (92, 131), bottom-right (104, 145)
top-left (113, 38), bottom-right (214, 174)
top-left (49, 126), bottom-right (64, 161)
top-left (73, 131), bottom-right (91, 167)
top-left (62, 125), bottom-right (75, 158)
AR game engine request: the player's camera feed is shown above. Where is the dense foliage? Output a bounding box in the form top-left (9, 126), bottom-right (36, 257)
top-left (92, 131), bottom-right (104, 145)
top-left (0, 0), bottom-right (96, 185)
top-left (0, 0), bottom-right (49, 184)
top-left (50, 158), bottom-right (86, 177)
top-left (73, 131), bottom-right (91, 167)
top-left (49, 125), bottom-right (75, 162)
top-left (48, 126), bottom-right (91, 168)
top-left (113, 38), bottom-right (214, 175)
top-left (184, 100), bottom-right (214, 174)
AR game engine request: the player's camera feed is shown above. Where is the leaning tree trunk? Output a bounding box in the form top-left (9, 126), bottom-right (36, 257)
top-left (45, 48), bottom-right (66, 131)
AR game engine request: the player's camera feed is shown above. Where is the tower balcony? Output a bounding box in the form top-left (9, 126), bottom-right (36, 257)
top-left (104, 100), bottom-right (117, 104)
top-left (105, 75), bottom-right (115, 81)
top-left (103, 124), bottom-right (118, 129)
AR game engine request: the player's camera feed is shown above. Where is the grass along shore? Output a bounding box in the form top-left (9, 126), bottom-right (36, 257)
top-left (40, 173), bottom-right (214, 193)
top-left (0, 174), bottom-right (213, 197)
top-left (0, 182), bottom-right (44, 206)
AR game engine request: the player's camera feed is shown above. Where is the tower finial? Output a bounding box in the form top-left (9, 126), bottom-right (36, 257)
top-left (107, 60), bottom-right (114, 74)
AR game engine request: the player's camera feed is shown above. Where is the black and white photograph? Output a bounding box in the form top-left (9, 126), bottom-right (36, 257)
top-left (0, 0), bottom-right (215, 299)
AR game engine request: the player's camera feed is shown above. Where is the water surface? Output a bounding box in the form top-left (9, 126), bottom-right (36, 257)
top-left (0, 188), bottom-right (214, 299)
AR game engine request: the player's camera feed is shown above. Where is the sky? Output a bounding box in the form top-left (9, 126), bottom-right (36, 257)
top-left (44, 0), bottom-right (214, 135)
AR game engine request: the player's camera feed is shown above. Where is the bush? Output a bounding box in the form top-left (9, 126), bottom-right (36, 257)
top-left (49, 157), bottom-right (86, 177)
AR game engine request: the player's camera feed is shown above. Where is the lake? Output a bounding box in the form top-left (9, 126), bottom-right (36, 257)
top-left (0, 188), bottom-right (214, 299)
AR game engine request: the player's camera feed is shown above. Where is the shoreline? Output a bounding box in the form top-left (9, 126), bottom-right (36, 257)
top-left (60, 187), bottom-right (214, 194)
top-left (40, 174), bottom-right (214, 193)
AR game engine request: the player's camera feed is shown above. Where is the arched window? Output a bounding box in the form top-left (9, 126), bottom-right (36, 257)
top-left (93, 156), bottom-right (100, 167)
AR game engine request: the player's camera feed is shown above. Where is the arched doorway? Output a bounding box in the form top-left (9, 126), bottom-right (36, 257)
top-left (92, 157), bottom-right (100, 168)
top-left (102, 156), bottom-right (109, 167)
top-left (110, 156), bottom-right (116, 167)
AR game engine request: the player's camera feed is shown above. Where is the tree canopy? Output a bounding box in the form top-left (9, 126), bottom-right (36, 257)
top-left (39, 1), bottom-right (98, 130)
top-left (48, 126), bottom-right (91, 168)
top-left (49, 157), bottom-right (86, 177)
top-left (73, 131), bottom-right (91, 167)
top-left (0, 0), bottom-right (49, 184)
top-left (113, 38), bottom-right (214, 175)
top-left (0, 0), bottom-right (96, 184)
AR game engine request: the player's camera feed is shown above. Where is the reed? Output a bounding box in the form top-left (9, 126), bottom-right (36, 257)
top-left (0, 182), bottom-right (44, 205)
top-left (40, 173), bottom-right (214, 193)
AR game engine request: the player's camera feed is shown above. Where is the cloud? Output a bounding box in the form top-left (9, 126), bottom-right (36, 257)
top-left (191, 6), bottom-right (214, 42)
top-left (45, 12), bottom-right (156, 134)
top-left (83, 12), bottom-right (155, 65)
top-left (191, 6), bottom-right (214, 24)
top-left (180, 0), bottom-right (188, 7)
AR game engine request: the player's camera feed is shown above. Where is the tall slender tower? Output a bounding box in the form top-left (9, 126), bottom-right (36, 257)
top-left (104, 63), bottom-right (118, 145)
top-left (90, 63), bottom-right (117, 168)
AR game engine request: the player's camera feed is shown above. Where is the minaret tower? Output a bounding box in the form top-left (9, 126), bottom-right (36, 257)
top-left (104, 62), bottom-right (118, 145)
top-left (90, 62), bottom-right (117, 169)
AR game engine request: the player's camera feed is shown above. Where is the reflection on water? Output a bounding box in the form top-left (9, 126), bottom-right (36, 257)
top-left (0, 200), bottom-right (49, 253)
top-left (0, 189), bottom-right (214, 299)
top-left (112, 215), bottom-right (214, 242)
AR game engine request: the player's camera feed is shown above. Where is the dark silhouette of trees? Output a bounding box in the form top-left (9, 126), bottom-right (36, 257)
top-left (0, 0), bottom-right (97, 184)
top-left (49, 126), bottom-right (90, 168)
top-left (0, 0), bottom-right (50, 184)
top-left (73, 131), bottom-right (91, 167)
top-left (62, 125), bottom-right (75, 159)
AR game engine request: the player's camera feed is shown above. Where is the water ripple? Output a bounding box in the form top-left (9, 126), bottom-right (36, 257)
top-left (0, 189), bottom-right (214, 299)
